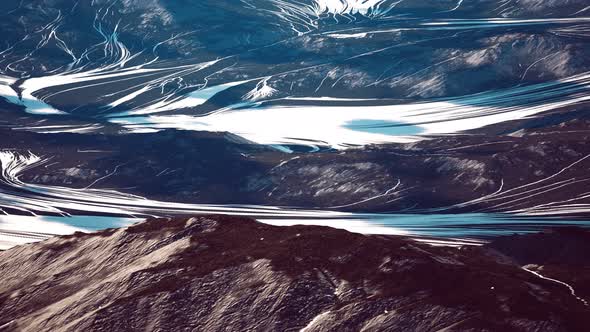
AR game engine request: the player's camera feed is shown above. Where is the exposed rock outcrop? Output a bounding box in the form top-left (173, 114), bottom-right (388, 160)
top-left (0, 215), bottom-right (589, 331)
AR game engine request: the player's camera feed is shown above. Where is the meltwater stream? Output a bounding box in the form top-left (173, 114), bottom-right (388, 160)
top-left (3, 210), bottom-right (590, 250)
top-left (1, 149), bottom-right (590, 249)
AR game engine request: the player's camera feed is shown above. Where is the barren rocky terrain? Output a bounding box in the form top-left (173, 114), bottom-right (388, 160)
top-left (1, 215), bottom-right (589, 331)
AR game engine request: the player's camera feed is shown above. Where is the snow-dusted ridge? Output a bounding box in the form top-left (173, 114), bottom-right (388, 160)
top-left (1, 150), bottom-right (589, 249)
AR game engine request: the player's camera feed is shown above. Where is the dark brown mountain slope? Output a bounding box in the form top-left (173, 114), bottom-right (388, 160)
top-left (0, 215), bottom-right (589, 331)
top-left (487, 227), bottom-right (590, 302)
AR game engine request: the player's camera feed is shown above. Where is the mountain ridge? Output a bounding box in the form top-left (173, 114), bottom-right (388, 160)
top-left (1, 215), bottom-right (589, 331)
